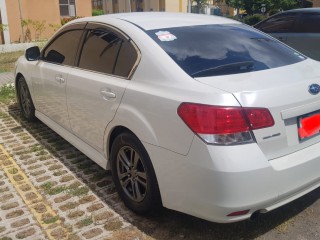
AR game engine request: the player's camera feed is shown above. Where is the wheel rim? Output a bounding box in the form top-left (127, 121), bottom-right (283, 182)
top-left (19, 82), bottom-right (32, 116)
top-left (116, 146), bottom-right (147, 202)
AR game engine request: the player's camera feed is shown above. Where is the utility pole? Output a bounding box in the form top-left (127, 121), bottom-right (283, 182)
top-left (18, 0), bottom-right (24, 42)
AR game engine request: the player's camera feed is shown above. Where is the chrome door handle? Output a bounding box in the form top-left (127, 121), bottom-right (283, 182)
top-left (100, 90), bottom-right (116, 100)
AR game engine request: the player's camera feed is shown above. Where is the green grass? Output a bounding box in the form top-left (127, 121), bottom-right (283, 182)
top-left (0, 83), bottom-right (15, 103)
top-left (0, 51), bottom-right (24, 72)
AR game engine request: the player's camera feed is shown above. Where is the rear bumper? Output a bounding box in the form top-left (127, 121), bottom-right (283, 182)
top-left (144, 137), bottom-right (320, 223)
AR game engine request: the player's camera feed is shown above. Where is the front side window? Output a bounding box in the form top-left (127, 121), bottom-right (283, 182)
top-left (79, 28), bottom-right (138, 78)
top-left (60, 0), bottom-right (76, 17)
top-left (257, 13), bottom-right (296, 33)
top-left (296, 13), bottom-right (320, 33)
top-left (43, 30), bottom-right (83, 66)
top-left (147, 24), bottom-right (306, 78)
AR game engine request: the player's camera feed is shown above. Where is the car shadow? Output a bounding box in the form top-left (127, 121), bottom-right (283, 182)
top-left (7, 103), bottom-right (320, 240)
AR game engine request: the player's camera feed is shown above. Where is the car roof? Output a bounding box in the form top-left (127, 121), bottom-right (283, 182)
top-left (285, 7), bottom-right (320, 13)
top-left (74, 12), bottom-right (240, 30)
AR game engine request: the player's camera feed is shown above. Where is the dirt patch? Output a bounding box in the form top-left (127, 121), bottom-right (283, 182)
top-left (0, 193), bottom-right (14, 202)
top-left (79, 195), bottom-right (96, 205)
top-left (87, 203), bottom-right (104, 212)
top-left (6, 210), bottom-right (24, 219)
top-left (75, 217), bottom-right (93, 229)
top-left (0, 226), bottom-right (6, 234)
top-left (93, 211), bottom-right (114, 224)
top-left (30, 169), bottom-right (45, 176)
top-left (19, 184), bottom-right (31, 192)
top-left (109, 228), bottom-right (151, 240)
top-left (53, 170), bottom-right (68, 176)
top-left (54, 195), bottom-right (71, 203)
top-left (59, 202), bottom-right (79, 211)
top-left (25, 192), bottom-right (38, 201)
top-left (36, 175), bottom-right (51, 182)
top-left (15, 227), bottom-right (36, 239)
top-left (50, 228), bottom-right (67, 239)
top-left (1, 202), bottom-right (19, 210)
top-left (60, 175), bottom-right (74, 183)
top-left (82, 228), bottom-right (103, 239)
top-left (67, 210), bottom-right (85, 219)
top-left (11, 218), bottom-right (30, 228)
top-left (104, 219), bottom-right (123, 231)
top-left (32, 203), bottom-right (47, 213)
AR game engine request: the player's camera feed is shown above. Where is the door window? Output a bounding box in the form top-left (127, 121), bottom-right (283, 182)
top-left (79, 28), bottom-right (138, 78)
top-left (43, 30), bottom-right (83, 66)
top-left (257, 13), bottom-right (296, 33)
top-left (296, 13), bottom-right (320, 33)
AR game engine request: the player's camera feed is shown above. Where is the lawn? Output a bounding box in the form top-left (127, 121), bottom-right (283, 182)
top-left (0, 51), bottom-right (24, 73)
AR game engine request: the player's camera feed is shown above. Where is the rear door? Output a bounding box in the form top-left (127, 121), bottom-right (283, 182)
top-left (66, 23), bottom-right (139, 152)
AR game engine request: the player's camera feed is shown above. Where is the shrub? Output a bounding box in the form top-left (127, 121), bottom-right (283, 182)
top-left (243, 14), bottom-right (266, 26)
top-left (92, 9), bottom-right (105, 16)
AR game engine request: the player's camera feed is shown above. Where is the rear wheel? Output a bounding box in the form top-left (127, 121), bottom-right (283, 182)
top-left (110, 132), bottom-right (162, 214)
top-left (17, 76), bottom-right (36, 121)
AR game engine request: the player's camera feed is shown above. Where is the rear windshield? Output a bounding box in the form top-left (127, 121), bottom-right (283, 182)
top-left (147, 24), bottom-right (306, 78)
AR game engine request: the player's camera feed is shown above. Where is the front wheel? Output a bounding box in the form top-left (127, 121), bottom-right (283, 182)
top-left (110, 132), bottom-right (162, 214)
top-left (17, 76), bottom-right (36, 121)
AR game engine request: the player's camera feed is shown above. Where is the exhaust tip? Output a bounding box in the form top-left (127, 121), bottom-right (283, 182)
top-left (250, 210), bottom-right (262, 221)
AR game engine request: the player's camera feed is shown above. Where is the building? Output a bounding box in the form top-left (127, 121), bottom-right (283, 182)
top-left (0, 0), bottom-right (92, 44)
top-left (92, 0), bottom-right (233, 16)
top-left (92, 0), bottom-right (188, 14)
top-left (313, 0), bottom-right (320, 6)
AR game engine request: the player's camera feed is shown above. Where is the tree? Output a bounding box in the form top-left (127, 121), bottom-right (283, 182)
top-left (226, 0), bottom-right (311, 15)
top-left (192, 0), bottom-right (209, 8)
top-left (192, 0), bottom-right (209, 13)
top-left (225, 0), bottom-right (243, 16)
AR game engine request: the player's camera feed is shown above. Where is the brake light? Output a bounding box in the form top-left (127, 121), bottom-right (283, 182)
top-left (178, 103), bottom-right (274, 145)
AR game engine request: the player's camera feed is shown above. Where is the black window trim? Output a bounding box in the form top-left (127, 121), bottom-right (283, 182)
top-left (256, 12), bottom-right (299, 33)
top-left (74, 22), bottom-right (141, 80)
top-left (39, 21), bottom-right (141, 80)
top-left (40, 22), bottom-right (87, 67)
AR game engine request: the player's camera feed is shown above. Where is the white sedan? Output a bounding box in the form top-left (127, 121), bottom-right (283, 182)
top-left (15, 12), bottom-right (320, 223)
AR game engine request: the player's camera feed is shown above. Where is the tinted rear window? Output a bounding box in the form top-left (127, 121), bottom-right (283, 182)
top-left (147, 24), bottom-right (305, 78)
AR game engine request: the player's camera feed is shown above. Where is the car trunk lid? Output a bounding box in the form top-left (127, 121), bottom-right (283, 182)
top-left (195, 60), bottom-right (320, 160)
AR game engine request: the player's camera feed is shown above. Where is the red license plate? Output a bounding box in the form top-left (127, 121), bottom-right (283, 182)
top-left (298, 112), bottom-right (320, 140)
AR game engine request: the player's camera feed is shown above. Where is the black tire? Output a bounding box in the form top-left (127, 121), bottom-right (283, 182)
top-left (110, 132), bottom-right (162, 214)
top-left (17, 76), bottom-right (36, 121)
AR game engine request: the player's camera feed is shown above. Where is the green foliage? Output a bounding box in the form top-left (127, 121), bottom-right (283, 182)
top-left (0, 24), bottom-right (8, 32)
top-left (226, 0), bottom-right (312, 15)
top-left (92, 9), bottom-right (105, 16)
top-left (192, 0), bottom-right (209, 8)
top-left (244, 14), bottom-right (266, 25)
top-left (0, 83), bottom-right (16, 104)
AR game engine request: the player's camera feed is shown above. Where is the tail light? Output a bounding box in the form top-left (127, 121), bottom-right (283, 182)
top-left (178, 103), bottom-right (274, 145)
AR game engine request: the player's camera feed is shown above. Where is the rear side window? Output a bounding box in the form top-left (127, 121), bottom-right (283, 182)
top-left (79, 29), bottom-right (122, 75)
top-left (43, 30), bottom-right (83, 66)
top-left (78, 28), bottom-right (138, 78)
top-left (296, 13), bottom-right (320, 33)
top-left (256, 13), bottom-right (296, 33)
top-left (147, 24), bottom-right (306, 78)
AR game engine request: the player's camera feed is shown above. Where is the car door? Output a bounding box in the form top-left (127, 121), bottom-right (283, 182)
top-left (286, 12), bottom-right (320, 61)
top-left (66, 23), bottom-right (139, 152)
top-left (255, 12), bottom-right (297, 44)
top-left (32, 25), bottom-right (85, 130)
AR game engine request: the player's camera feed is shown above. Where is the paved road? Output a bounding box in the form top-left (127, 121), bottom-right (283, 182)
top-left (0, 72), bottom-right (13, 86)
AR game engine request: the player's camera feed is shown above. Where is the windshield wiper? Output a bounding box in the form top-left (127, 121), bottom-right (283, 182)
top-left (191, 61), bottom-right (255, 78)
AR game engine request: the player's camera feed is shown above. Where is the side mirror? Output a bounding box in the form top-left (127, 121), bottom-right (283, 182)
top-left (25, 46), bottom-right (40, 61)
